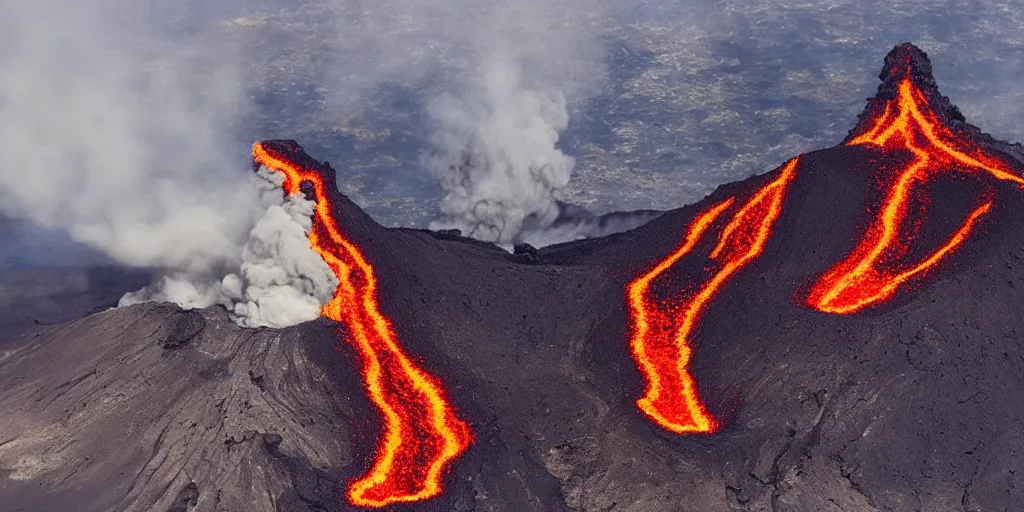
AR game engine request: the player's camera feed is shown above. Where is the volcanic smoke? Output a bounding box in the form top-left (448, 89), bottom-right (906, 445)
top-left (252, 141), bottom-right (472, 508)
top-left (121, 167), bottom-right (340, 328)
top-left (422, 44), bottom-right (651, 248)
top-left (424, 56), bottom-right (575, 246)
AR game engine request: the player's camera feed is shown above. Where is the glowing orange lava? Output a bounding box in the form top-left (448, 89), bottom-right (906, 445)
top-left (628, 158), bottom-right (799, 433)
top-left (252, 142), bottom-right (472, 508)
top-left (807, 63), bottom-right (1024, 314)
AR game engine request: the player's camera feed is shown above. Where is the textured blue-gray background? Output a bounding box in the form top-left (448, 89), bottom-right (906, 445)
top-left (241, 0), bottom-right (1024, 225)
top-left (3, 0), bottom-right (1022, 264)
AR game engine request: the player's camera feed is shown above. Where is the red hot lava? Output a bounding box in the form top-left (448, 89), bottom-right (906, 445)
top-left (252, 142), bottom-right (472, 508)
top-left (807, 50), bottom-right (1024, 314)
top-left (628, 158), bottom-right (799, 433)
top-left (627, 44), bottom-right (1024, 435)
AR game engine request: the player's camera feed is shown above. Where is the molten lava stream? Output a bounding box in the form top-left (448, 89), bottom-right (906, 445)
top-left (252, 142), bottom-right (472, 508)
top-left (806, 72), bottom-right (1024, 314)
top-left (628, 158), bottom-right (798, 433)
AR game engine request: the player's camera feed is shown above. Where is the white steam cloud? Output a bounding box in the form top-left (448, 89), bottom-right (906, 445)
top-left (121, 168), bottom-right (339, 328)
top-left (218, 171), bottom-right (338, 328)
top-left (406, 3), bottom-right (657, 246)
top-left (0, 2), bottom-right (252, 272)
top-left (424, 56), bottom-right (575, 244)
top-left (0, 1), bottom-right (335, 327)
top-left (320, 0), bottom-right (650, 247)
top-left (0, 0), bottom-right (654, 331)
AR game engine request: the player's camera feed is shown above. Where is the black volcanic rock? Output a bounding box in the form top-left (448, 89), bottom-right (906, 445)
top-left (161, 309), bottom-right (206, 349)
top-left (849, 42), bottom-right (1024, 165)
top-left (3, 43), bottom-right (1024, 512)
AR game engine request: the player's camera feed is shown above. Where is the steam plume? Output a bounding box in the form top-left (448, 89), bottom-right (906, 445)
top-left (0, 1), bottom-right (334, 327)
top-left (319, 0), bottom-right (651, 247)
top-left (120, 168), bottom-right (339, 328)
top-left (424, 56), bottom-right (576, 245)
top-left (219, 170), bottom-right (339, 328)
top-left (416, 7), bottom-right (660, 247)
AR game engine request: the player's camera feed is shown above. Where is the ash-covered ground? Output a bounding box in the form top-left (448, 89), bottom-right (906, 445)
top-left (2, 45), bottom-right (1024, 512)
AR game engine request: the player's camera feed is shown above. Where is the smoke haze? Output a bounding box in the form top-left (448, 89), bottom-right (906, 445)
top-left (5, 0), bottom-right (1024, 322)
top-left (0, 0), bottom-right (335, 327)
top-left (423, 57), bottom-right (575, 244)
top-left (318, 0), bottom-right (619, 245)
top-left (0, 0), bottom-right (625, 329)
top-left (120, 167), bottom-right (339, 327)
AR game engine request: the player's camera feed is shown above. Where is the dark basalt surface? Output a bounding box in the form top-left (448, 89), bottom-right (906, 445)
top-left (3, 43), bottom-right (1024, 512)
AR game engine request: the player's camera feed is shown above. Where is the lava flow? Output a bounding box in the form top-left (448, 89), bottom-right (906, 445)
top-left (252, 142), bottom-right (472, 508)
top-left (807, 48), bottom-right (1024, 314)
top-left (628, 157), bottom-right (798, 433)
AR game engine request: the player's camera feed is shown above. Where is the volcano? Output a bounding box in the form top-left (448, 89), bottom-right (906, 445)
top-left (3, 43), bottom-right (1024, 512)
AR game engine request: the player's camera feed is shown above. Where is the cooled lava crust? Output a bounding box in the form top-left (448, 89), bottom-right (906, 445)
top-left (2, 43), bottom-right (1024, 512)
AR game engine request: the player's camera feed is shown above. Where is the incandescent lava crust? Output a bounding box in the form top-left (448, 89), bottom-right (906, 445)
top-left (853, 43), bottom-right (1024, 166)
top-left (3, 43), bottom-right (1024, 511)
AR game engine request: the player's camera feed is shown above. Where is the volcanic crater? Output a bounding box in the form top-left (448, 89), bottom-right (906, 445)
top-left (3, 43), bottom-right (1024, 512)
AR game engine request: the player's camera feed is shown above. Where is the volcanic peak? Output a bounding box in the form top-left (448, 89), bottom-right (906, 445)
top-left (253, 139), bottom-right (340, 200)
top-left (845, 42), bottom-right (1016, 157)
